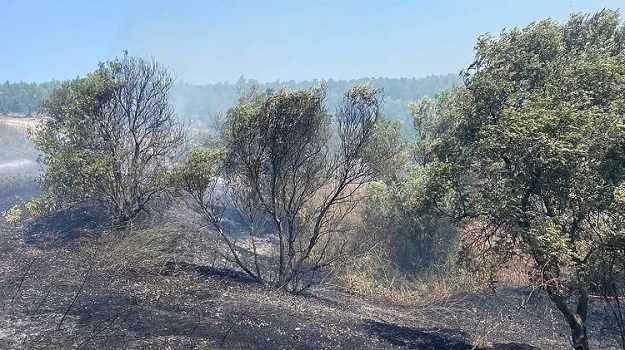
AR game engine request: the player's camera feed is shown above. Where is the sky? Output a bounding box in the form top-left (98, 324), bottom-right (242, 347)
top-left (0, 0), bottom-right (622, 84)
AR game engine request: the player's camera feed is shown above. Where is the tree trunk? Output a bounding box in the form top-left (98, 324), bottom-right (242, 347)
top-left (548, 289), bottom-right (590, 350)
top-left (571, 323), bottom-right (589, 350)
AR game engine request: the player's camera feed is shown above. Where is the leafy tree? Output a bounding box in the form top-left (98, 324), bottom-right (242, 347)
top-left (410, 87), bottom-right (469, 166)
top-left (421, 10), bottom-right (625, 350)
top-left (33, 54), bottom-right (185, 224)
top-left (176, 84), bottom-right (402, 292)
top-left (356, 88), bottom-right (468, 281)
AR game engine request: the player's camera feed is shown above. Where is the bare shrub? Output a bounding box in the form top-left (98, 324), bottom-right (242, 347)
top-left (174, 84), bottom-right (402, 292)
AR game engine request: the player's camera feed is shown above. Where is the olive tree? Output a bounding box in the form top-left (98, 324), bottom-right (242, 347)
top-left (421, 10), bottom-right (625, 350)
top-left (176, 84), bottom-right (401, 292)
top-left (33, 54), bottom-right (185, 224)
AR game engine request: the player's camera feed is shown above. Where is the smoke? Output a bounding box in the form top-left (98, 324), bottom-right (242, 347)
top-left (0, 159), bottom-right (36, 170)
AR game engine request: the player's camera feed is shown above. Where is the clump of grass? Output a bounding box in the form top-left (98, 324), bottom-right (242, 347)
top-left (400, 270), bottom-right (485, 305)
top-left (332, 244), bottom-right (493, 306)
top-left (93, 226), bottom-right (187, 276)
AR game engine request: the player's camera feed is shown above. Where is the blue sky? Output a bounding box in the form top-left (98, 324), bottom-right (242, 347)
top-left (0, 0), bottom-right (622, 84)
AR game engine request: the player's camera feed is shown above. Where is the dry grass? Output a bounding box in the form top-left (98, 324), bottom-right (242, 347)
top-left (89, 226), bottom-right (187, 275)
top-left (78, 226), bottom-right (210, 302)
top-left (333, 246), bottom-right (489, 307)
top-left (0, 115), bottom-right (42, 130)
top-left (333, 218), bottom-right (534, 307)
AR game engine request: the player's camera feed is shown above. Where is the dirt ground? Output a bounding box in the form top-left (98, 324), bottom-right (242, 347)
top-left (0, 183), bottom-right (623, 350)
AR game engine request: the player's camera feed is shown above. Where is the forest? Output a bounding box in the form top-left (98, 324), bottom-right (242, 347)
top-left (0, 80), bottom-right (60, 115)
top-left (1, 74), bottom-right (462, 136)
top-left (0, 9), bottom-right (624, 350)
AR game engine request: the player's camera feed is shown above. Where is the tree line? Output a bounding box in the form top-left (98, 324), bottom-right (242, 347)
top-left (0, 81), bottom-right (60, 115)
top-left (170, 74), bottom-right (462, 122)
top-left (1, 74), bottom-right (462, 136)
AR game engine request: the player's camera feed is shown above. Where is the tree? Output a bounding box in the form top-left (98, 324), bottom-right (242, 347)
top-left (33, 54), bottom-right (185, 224)
top-left (421, 10), bottom-right (625, 350)
top-left (176, 84), bottom-right (401, 292)
top-left (353, 88), bottom-right (468, 278)
top-left (410, 87), bottom-right (470, 166)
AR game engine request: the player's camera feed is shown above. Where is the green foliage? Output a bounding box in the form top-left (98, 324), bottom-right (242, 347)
top-left (421, 10), bottom-right (625, 349)
top-left (356, 87), bottom-right (467, 279)
top-left (0, 80), bottom-right (60, 116)
top-left (3, 205), bottom-right (23, 225)
top-left (32, 54), bottom-right (185, 224)
top-left (3, 194), bottom-right (57, 225)
top-left (24, 194), bottom-right (57, 217)
top-left (228, 84), bottom-right (329, 180)
top-left (362, 175), bottom-right (458, 276)
top-left (362, 117), bottom-right (405, 178)
top-left (172, 147), bottom-right (227, 201)
top-left (410, 87), bottom-right (469, 166)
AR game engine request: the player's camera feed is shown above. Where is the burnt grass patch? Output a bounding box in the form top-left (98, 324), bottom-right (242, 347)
top-left (24, 207), bottom-right (106, 250)
top-left (364, 321), bottom-right (476, 349)
top-left (0, 191), bottom-right (623, 349)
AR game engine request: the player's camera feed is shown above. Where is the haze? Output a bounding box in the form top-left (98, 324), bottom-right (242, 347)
top-left (0, 0), bottom-right (622, 84)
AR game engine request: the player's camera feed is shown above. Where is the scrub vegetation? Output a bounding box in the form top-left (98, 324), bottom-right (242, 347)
top-left (1, 9), bottom-right (625, 350)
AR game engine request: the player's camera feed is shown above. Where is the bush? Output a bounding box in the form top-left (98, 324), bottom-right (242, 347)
top-left (362, 178), bottom-right (459, 277)
top-left (32, 54), bottom-right (185, 224)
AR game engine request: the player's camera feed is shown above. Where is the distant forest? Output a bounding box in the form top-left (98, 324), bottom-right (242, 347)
top-left (0, 81), bottom-right (61, 116)
top-left (1, 73), bottom-right (462, 135)
top-left (171, 74), bottom-right (463, 135)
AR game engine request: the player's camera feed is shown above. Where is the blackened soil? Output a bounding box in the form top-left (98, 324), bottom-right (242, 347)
top-left (0, 191), bottom-right (622, 349)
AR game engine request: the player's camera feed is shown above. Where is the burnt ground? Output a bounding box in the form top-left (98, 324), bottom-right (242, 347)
top-left (0, 185), bottom-right (623, 349)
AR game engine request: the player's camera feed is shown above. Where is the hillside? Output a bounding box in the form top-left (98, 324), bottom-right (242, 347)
top-left (0, 79), bottom-right (622, 350)
top-left (0, 185), bottom-right (620, 349)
